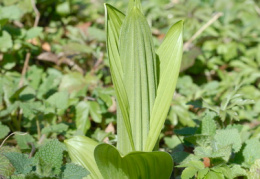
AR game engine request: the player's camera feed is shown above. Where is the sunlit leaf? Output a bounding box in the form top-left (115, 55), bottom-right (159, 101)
top-left (105, 3), bottom-right (134, 153)
top-left (94, 143), bottom-right (173, 179)
top-left (119, 2), bottom-right (157, 151)
top-left (65, 136), bottom-right (103, 179)
top-left (145, 20), bottom-right (183, 151)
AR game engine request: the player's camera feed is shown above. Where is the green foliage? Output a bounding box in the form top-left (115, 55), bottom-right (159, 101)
top-left (0, 122), bottom-right (10, 139)
top-left (34, 139), bottom-right (65, 176)
top-left (94, 143), bottom-right (173, 179)
top-left (2, 139), bottom-right (88, 178)
top-left (4, 152), bottom-right (33, 175)
top-left (63, 163), bottom-right (89, 179)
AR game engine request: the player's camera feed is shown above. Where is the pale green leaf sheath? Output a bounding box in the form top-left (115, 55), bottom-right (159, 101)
top-left (120, 4), bottom-right (157, 151)
top-left (145, 20), bottom-right (183, 151)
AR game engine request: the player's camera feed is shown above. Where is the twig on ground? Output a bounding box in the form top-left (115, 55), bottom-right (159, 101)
top-left (37, 52), bottom-right (84, 74)
top-left (0, 132), bottom-right (27, 148)
top-left (183, 12), bottom-right (223, 51)
top-left (19, 53), bottom-right (31, 88)
top-left (31, 0), bottom-right (40, 27)
top-left (28, 142), bottom-right (36, 158)
top-left (19, 0), bottom-right (40, 88)
top-left (91, 52), bottom-right (104, 74)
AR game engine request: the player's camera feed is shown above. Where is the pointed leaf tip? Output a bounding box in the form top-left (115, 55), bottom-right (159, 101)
top-left (145, 20), bottom-right (184, 151)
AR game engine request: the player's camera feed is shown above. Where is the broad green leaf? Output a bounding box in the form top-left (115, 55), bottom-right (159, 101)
top-left (0, 122), bottom-right (10, 139)
top-left (0, 31), bottom-right (13, 51)
top-left (56, 1), bottom-right (70, 16)
top-left (204, 171), bottom-right (225, 179)
top-left (25, 27), bottom-right (43, 40)
top-left (198, 168), bottom-right (209, 179)
top-left (4, 153), bottom-right (33, 175)
top-left (243, 138), bottom-right (260, 167)
top-left (119, 4), bottom-right (157, 151)
top-left (214, 129), bottom-right (241, 153)
top-left (181, 167), bottom-right (198, 179)
top-left (0, 5), bottom-right (23, 20)
top-left (105, 3), bottom-right (134, 152)
top-left (94, 143), bottom-right (173, 179)
top-left (230, 165), bottom-right (247, 178)
top-left (145, 20), bottom-right (183, 151)
top-left (0, 147), bottom-right (18, 177)
top-left (89, 101), bottom-right (102, 123)
top-left (46, 91), bottom-right (69, 110)
top-left (201, 111), bottom-right (216, 136)
top-left (63, 163), bottom-right (89, 179)
top-left (75, 101), bottom-right (90, 135)
top-left (65, 136), bottom-right (102, 179)
top-left (59, 72), bottom-right (88, 97)
top-left (34, 139), bottom-right (65, 176)
top-left (14, 134), bottom-right (35, 150)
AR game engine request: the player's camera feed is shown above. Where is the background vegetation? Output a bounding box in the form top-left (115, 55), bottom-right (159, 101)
top-left (0, 0), bottom-right (260, 178)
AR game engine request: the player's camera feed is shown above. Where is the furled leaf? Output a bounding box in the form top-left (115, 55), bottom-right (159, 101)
top-left (146, 20), bottom-right (183, 151)
top-left (119, 1), bottom-right (157, 151)
top-left (104, 3), bottom-right (134, 153)
top-left (63, 163), bottom-right (89, 179)
top-left (34, 139), bottom-right (65, 176)
top-left (65, 136), bottom-right (102, 179)
top-left (94, 143), bottom-right (173, 179)
top-left (4, 152), bottom-right (33, 175)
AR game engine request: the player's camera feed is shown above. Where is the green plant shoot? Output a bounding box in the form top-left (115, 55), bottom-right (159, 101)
top-left (65, 0), bottom-right (183, 178)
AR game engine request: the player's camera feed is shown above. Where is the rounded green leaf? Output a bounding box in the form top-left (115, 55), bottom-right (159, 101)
top-left (94, 143), bottom-right (173, 179)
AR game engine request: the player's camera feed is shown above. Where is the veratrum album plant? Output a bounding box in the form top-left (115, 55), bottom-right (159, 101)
top-left (65, 0), bottom-right (183, 178)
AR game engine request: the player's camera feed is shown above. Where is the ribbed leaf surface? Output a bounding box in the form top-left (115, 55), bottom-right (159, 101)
top-left (145, 20), bottom-right (183, 151)
top-left (65, 136), bottom-right (103, 179)
top-left (120, 5), bottom-right (157, 151)
top-left (104, 4), bottom-right (134, 152)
